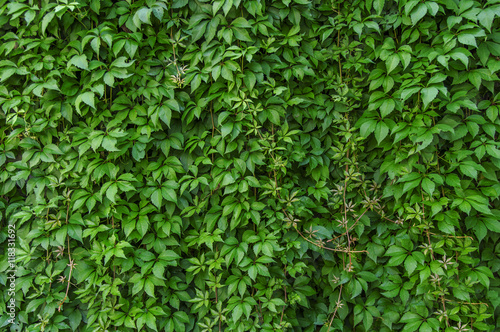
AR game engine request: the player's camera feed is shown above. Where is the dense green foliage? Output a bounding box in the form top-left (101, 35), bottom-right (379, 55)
top-left (1, 0), bottom-right (500, 331)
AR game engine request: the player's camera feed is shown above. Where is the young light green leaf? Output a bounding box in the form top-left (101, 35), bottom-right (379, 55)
top-left (411, 3), bottom-right (427, 25)
top-left (386, 54), bottom-right (400, 74)
top-left (421, 87), bottom-right (438, 108)
top-left (70, 54), bottom-right (89, 70)
top-left (106, 183), bottom-right (118, 203)
top-left (380, 98), bottom-right (395, 118)
top-left (458, 34), bottom-right (477, 47)
top-left (137, 7), bottom-right (152, 25)
top-left (41, 11), bottom-right (55, 35)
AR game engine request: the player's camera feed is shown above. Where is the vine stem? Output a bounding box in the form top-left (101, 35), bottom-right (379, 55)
top-left (257, 299), bottom-right (264, 324)
top-left (290, 220), bottom-right (367, 253)
top-left (215, 246), bottom-right (218, 304)
top-left (443, 299), bottom-right (488, 306)
top-left (58, 259), bottom-right (75, 312)
top-left (327, 207), bottom-right (369, 244)
top-left (58, 191), bottom-right (75, 312)
top-left (170, 12), bottom-right (180, 76)
top-left (279, 265), bottom-right (287, 324)
top-left (421, 188), bottom-right (449, 327)
top-left (337, 28), bottom-right (342, 83)
top-left (327, 284), bottom-right (343, 332)
top-left (428, 232), bottom-right (473, 240)
top-left (210, 76), bottom-right (215, 163)
top-left (343, 144), bottom-right (351, 269)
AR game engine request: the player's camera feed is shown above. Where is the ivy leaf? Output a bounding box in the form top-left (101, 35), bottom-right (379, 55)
top-left (477, 8), bottom-right (496, 32)
top-left (68, 310), bottom-right (82, 331)
top-left (421, 178), bottom-right (435, 196)
top-left (191, 20), bottom-right (208, 43)
top-left (70, 54), bottom-right (89, 70)
top-left (104, 72), bottom-right (115, 87)
top-left (137, 7), bottom-right (152, 25)
top-left (232, 17), bottom-right (251, 28)
top-left (191, 74), bottom-right (201, 92)
top-left (137, 216), bottom-right (149, 237)
top-left (373, 0), bottom-right (385, 15)
top-left (152, 189), bottom-right (163, 209)
top-left (26, 298), bottom-right (46, 313)
top-left (445, 174), bottom-right (461, 187)
top-left (106, 183), bottom-right (118, 203)
top-left (404, 255), bottom-right (417, 275)
top-left (459, 161), bottom-right (480, 179)
top-left (399, 52), bottom-right (411, 70)
top-left (401, 86), bottom-right (421, 101)
top-left (411, 3), bottom-right (427, 25)
top-left (468, 196), bottom-right (491, 215)
top-left (90, 0), bottom-right (100, 13)
top-left (165, 99), bottom-right (180, 112)
top-left (458, 34), bottom-right (477, 47)
top-left (386, 54), bottom-right (400, 74)
top-left (483, 218), bottom-right (500, 232)
top-left (144, 279), bottom-right (155, 297)
top-left (75, 91), bottom-right (95, 114)
top-left (152, 6), bottom-right (164, 20)
top-left (375, 121), bottom-right (389, 143)
top-left (162, 187), bottom-right (177, 203)
top-left (81, 92), bottom-right (95, 109)
top-left (425, 2), bottom-right (439, 16)
top-left (232, 304), bottom-right (243, 322)
top-left (102, 136), bottom-right (119, 151)
top-left (486, 145), bottom-right (500, 159)
top-left (41, 11), bottom-right (55, 35)
top-left (172, 0), bottom-right (188, 8)
top-left (380, 99), bottom-right (395, 118)
top-left (44, 144), bottom-right (63, 155)
top-left (243, 71), bottom-right (256, 91)
top-left (159, 105), bottom-right (172, 127)
top-left (358, 118), bottom-right (377, 137)
top-left (0, 67), bottom-right (16, 83)
top-left (450, 48), bottom-right (470, 68)
top-left (233, 27), bottom-right (252, 42)
top-left (221, 122), bottom-right (233, 138)
top-left (420, 87), bottom-right (438, 108)
top-left (222, 0), bottom-right (233, 16)
top-left (111, 57), bottom-right (135, 68)
top-left (68, 224), bottom-right (83, 242)
top-left (24, 10), bottom-right (36, 25)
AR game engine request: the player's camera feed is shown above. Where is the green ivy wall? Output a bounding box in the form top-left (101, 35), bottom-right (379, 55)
top-left (1, 0), bottom-right (500, 331)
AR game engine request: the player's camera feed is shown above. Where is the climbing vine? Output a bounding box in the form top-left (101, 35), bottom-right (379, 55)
top-left (1, 0), bottom-right (500, 331)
